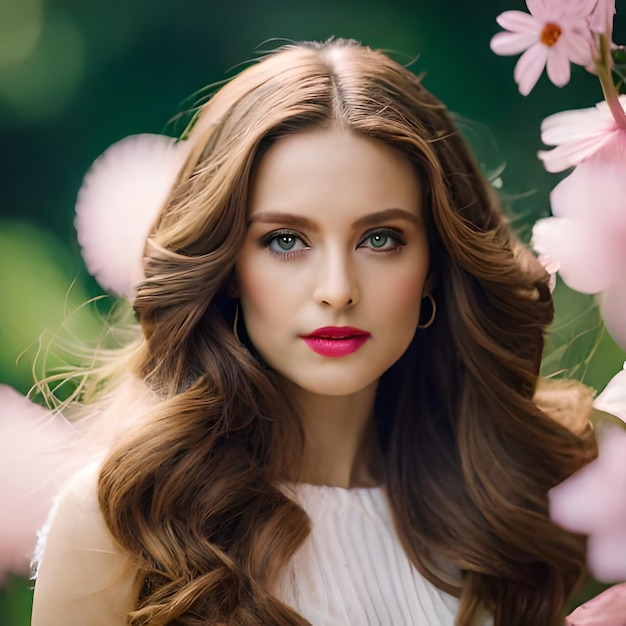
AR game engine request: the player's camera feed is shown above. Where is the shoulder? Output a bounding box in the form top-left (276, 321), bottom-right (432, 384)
top-left (32, 460), bottom-right (135, 626)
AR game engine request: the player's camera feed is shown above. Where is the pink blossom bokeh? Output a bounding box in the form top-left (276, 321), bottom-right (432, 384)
top-left (0, 386), bottom-right (80, 582)
top-left (566, 582), bottom-right (626, 625)
top-left (532, 137), bottom-right (626, 349)
top-left (550, 366), bottom-right (626, 582)
top-left (75, 134), bottom-right (190, 299)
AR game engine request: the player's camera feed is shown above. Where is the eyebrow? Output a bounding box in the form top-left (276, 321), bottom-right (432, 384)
top-left (248, 207), bottom-right (420, 230)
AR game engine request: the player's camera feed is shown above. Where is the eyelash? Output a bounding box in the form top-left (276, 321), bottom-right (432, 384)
top-left (260, 227), bottom-right (407, 261)
top-left (362, 228), bottom-right (406, 253)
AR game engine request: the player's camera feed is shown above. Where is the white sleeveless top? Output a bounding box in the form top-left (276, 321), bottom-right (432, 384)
top-left (275, 483), bottom-right (464, 625)
top-left (34, 466), bottom-right (488, 625)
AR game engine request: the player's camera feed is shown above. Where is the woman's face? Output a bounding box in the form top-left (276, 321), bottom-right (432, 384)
top-left (234, 127), bottom-right (430, 397)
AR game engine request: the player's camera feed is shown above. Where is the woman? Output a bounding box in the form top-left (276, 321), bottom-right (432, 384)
top-left (32, 39), bottom-right (596, 625)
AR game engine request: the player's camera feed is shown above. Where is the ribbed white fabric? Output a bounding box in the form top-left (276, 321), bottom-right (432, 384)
top-left (34, 467), bottom-right (491, 624)
top-left (275, 484), bottom-right (463, 625)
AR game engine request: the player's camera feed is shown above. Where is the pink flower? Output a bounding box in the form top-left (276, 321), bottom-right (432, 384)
top-left (0, 386), bottom-right (80, 582)
top-left (490, 0), bottom-right (597, 95)
top-left (551, 425), bottom-right (626, 581)
top-left (75, 134), bottom-right (190, 299)
top-left (532, 137), bottom-right (626, 349)
top-left (538, 96), bottom-right (626, 172)
top-left (549, 366), bottom-right (626, 582)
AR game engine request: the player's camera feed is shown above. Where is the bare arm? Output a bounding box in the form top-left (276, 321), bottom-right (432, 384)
top-left (32, 464), bottom-right (135, 626)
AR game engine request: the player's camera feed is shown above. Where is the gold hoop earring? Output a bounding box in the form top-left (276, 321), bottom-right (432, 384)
top-left (233, 301), bottom-right (241, 341)
top-left (417, 293), bottom-right (436, 329)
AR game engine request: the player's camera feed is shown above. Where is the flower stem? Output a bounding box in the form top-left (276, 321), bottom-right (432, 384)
top-left (596, 34), bottom-right (626, 129)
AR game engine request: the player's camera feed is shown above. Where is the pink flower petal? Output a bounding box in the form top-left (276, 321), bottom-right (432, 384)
top-left (549, 465), bottom-right (611, 533)
top-left (526, 0), bottom-right (548, 21)
top-left (75, 134), bottom-right (191, 299)
top-left (587, 530), bottom-right (626, 582)
top-left (514, 43), bottom-right (548, 95)
top-left (593, 365), bottom-right (626, 423)
top-left (537, 253), bottom-right (560, 275)
top-left (599, 277), bottom-right (626, 351)
top-left (496, 10), bottom-right (541, 34)
top-left (541, 101), bottom-right (617, 146)
top-left (531, 217), bottom-right (621, 293)
top-left (566, 583), bottom-right (626, 624)
top-left (559, 29), bottom-right (594, 67)
top-left (491, 31), bottom-right (539, 56)
top-left (589, 0), bottom-right (616, 34)
top-left (546, 45), bottom-right (571, 87)
top-left (561, 0), bottom-right (599, 23)
top-left (538, 98), bottom-right (626, 172)
top-left (537, 253), bottom-right (559, 291)
top-left (550, 140), bottom-right (626, 222)
top-left (549, 426), bottom-right (626, 536)
top-left (538, 133), bottom-right (615, 172)
top-left (0, 387), bottom-right (80, 581)
top-left (580, 0), bottom-right (601, 16)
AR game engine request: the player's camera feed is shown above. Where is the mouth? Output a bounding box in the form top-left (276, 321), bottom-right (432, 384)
top-left (301, 327), bottom-right (370, 357)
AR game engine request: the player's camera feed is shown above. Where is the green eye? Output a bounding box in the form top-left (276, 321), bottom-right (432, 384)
top-left (265, 231), bottom-right (306, 256)
top-left (274, 235), bottom-right (296, 250)
top-left (369, 234), bottom-right (389, 248)
top-left (359, 229), bottom-right (405, 252)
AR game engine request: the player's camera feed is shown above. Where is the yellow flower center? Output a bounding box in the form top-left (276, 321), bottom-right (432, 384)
top-left (540, 23), bottom-right (562, 47)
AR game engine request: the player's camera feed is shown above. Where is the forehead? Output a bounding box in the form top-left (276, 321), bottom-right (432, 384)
top-left (248, 127), bottom-right (423, 222)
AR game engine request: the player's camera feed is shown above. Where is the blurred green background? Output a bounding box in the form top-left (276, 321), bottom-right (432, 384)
top-left (1, 0), bottom-right (625, 623)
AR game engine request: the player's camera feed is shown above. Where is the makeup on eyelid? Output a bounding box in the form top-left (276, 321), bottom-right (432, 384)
top-left (258, 227), bottom-right (408, 260)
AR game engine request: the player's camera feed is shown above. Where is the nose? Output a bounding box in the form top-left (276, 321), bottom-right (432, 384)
top-left (312, 249), bottom-right (359, 308)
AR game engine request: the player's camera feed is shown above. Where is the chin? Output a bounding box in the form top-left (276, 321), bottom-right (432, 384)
top-left (288, 373), bottom-right (381, 398)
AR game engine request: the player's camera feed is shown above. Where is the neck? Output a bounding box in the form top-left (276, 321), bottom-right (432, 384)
top-left (283, 380), bottom-right (383, 488)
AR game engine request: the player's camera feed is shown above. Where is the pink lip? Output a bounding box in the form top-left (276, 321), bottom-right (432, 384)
top-left (302, 326), bottom-right (370, 357)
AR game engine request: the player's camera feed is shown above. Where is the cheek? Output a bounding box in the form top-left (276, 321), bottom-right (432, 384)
top-left (235, 256), bottom-right (294, 332)
top-left (371, 261), bottom-right (429, 323)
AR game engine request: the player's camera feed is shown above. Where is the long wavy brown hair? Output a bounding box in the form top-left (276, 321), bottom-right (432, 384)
top-left (95, 40), bottom-right (597, 625)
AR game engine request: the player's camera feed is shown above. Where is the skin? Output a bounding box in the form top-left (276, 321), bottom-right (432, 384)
top-left (234, 126), bottom-right (430, 488)
top-left (31, 462), bottom-right (134, 625)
